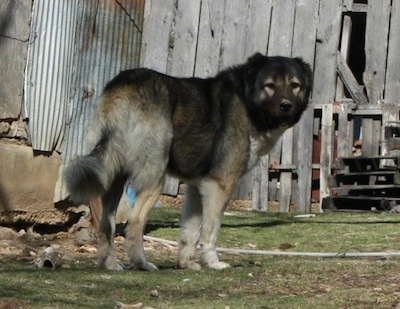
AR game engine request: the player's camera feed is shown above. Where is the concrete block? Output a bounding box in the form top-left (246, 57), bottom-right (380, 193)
top-left (0, 140), bottom-right (60, 212)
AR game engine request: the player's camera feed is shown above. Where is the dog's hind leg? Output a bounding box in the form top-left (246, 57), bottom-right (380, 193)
top-left (97, 176), bottom-right (126, 271)
top-left (177, 185), bottom-right (203, 270)
top-left (125, 183), bottom-right (162, 271)
top-left (89, 196), bottom-right (102, 232)
top-left (123, 114), bottom-right (172, 270)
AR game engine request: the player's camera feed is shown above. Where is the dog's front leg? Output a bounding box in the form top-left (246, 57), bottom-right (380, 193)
top-left (198, 178), bottom-right (232, 270)
top-left (177, 185), bottom-right (203, 270)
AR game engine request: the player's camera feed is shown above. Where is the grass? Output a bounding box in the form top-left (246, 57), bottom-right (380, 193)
top-left (2, 204), bottom-right (400, 308)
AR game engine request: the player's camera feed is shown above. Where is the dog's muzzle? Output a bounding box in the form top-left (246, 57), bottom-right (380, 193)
top-left (280, 99), bottom-right (293, 113)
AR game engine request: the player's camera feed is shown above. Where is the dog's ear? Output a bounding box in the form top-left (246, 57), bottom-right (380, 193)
top-left (244, 53), bottom-right (268, 99)
top-left (247, 52), bottom-right (267, 66)
top-left (293, 57), bottom-right (313, 91)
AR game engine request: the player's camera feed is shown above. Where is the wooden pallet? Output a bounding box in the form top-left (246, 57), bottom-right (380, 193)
top-left (322, 156), bottom-right (400, 212)
top-left (385, 122), bottom-right (400, 157)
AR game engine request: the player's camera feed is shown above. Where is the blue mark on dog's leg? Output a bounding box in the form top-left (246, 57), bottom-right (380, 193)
top-left (126, 186), bottom-right (136, 207)
top-left (126, 185), bottom-right (160, 209)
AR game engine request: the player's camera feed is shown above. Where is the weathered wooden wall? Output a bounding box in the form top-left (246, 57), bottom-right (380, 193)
top-left (2, 0), bottom-right (399, 214)
top-left (0, 1), bottom-right (30, 119)
top-left (316, 0), bottom-right (400, 210)
top-left (0, 0), bottom-right (31, 140)
top-left (141, 0), bottom-right (400, 212)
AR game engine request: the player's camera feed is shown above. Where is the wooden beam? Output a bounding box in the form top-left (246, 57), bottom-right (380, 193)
top-left (363, 0), bottom-right (391, 104)
top-left (320, 104), bottom-right (333, 211)
top-left (385, 0), bottom-right (400, 103)
top-left (337, 53), bottom-right (369, 105)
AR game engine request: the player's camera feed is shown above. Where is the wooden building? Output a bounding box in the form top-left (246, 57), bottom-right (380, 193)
top-left (1, 0), bottom-right (399, 219)
top-left (140, 0), bottom-right (400, 212)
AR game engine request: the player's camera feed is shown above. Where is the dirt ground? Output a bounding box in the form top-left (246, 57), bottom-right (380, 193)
top-left (0, 195), bottom-right (203, 268)
top-left (0, 195), bottom-right (319, 269)
top-left (2, 197), bottom-right (400, 308)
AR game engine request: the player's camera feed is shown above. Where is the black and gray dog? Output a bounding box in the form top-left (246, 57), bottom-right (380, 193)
top-left (65, 53), bottom-right (312, 271)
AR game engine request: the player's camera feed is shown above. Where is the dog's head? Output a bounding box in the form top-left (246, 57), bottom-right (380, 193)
top-left (244, 53), bottom-right (312, 131)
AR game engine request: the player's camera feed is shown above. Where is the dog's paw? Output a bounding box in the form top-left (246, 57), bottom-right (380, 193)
top-left (101, 259), bottom-right (125, 271)
top-left (177, 260), bottom-right (202, 271)
top-left (135, 261), bottom-right (159, 271)
top-left (205, 261), bottom-right (231, 270)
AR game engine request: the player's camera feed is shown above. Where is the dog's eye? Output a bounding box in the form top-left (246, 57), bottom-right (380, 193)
top-left (290, 82), bottom-right (301, 89)
top-left (264, 83), bottom-right (276, 90)
top-left (263, 83), bottom-right (275, 96)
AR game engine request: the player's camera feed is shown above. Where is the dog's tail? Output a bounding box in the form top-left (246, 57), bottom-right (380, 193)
top-left (64, 130), bottom-right (118, 204)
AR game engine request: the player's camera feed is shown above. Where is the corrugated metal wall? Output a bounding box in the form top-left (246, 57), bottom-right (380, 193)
top-left (55, 0), bottom-right (144, 202)
top-left (23, 0), bottom-right (144, 202)
top-left (25, 0), bottom-right (79, 151)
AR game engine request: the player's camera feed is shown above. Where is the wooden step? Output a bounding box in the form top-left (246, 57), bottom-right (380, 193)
top-left (333, 184), bottom-right (400, 198)
top-left (339, 156), bottom-right (400, 172)
top-left (329, 170), bottom-right (400, 187)
top-left (322, 196), bottom-right (400, 212)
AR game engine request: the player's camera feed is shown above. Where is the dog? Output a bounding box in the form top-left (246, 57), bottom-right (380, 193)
top-left (64, 53), bottom-right (312, 271)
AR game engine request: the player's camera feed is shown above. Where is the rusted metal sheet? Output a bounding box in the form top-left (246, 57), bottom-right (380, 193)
top-left (54, 0), bottom-right (144, 202)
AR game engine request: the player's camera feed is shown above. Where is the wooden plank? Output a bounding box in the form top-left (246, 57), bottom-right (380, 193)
top-left (0, 1), bottom-right (31, 40)
top-left (292, 0), bottom-right (319, 212)
top-left (313, 0), bottom-right (342, 104)
top-left (313, 0), bottom-right (341, 210)
top-left (141, 0), bottom-right (178, 195)
top-left (295, 104), bottom-right (315, 212)
top-left (243, 0), bottom-right (273, 58)
top-left (361, 118), bottom-right (374, 156)
top-left (245, 0), bottom-right (273, 208)
top-left (251, 156), bottom-right (270, 211)
top-left (336, 15), bottom-right (351, 102)
top-left (164, 0), bottom-right (202, 195)
top-left (381, 104), bottom-right (399, 167)
top-left (363, 0), bottom-right (391, 104)
top-left (372, 118), bottom-right (381, 156)
top-left (232, 171), bottom-right (253, 200)
top-left (337, 51), bottom-right (369, 105)
top-left (384, 0), bottom-right (400, 104)
top-left (194, 0), bottom-right (225, 78)
top-left (235, 0), bottom-right (271, 206)
top-left (169, 0), bottom-right (201, 77)
top-left (361, 116), bottom-right (381, 157)
top-left (342, 0), bottom-right (353, 11)
top-left (218, 0), bottom-right (249, 70)
top-left (350, 4), bottom-right (368, 13)
top-left (140, 0), bottom-right (175, 70)
top-left (320, 104), bottom-right (333, 211)
top-left (337, 104), bottom-right (351, 158)
top-left (0, 0), bottom-right (31, 119)
top-left (279, 127), bottom-right (294, 212)
top-left (291, 0), bottom-right (319, 64)
top-left (267, 0), bottom-right (296, 57)
top-left (265, 0), bottom-right (296, 207)
top-left (222, 0), bottom-right (253, 200)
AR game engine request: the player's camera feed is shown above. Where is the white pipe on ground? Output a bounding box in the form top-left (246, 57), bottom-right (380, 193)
top-left (143, 235), bottom-right (400, 258)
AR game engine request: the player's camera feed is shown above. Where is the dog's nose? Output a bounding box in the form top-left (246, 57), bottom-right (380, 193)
top-left (280, 100), bottom-right (293, 112)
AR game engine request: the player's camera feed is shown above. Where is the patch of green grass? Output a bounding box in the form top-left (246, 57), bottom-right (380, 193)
top-left (2, 207), bottom-right (400, 308)
top-left (147, 207), bottom-right (400, 253)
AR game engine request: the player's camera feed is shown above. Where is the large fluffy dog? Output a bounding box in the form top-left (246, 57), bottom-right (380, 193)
top-left (65, 53), bottom-right (312, 271)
